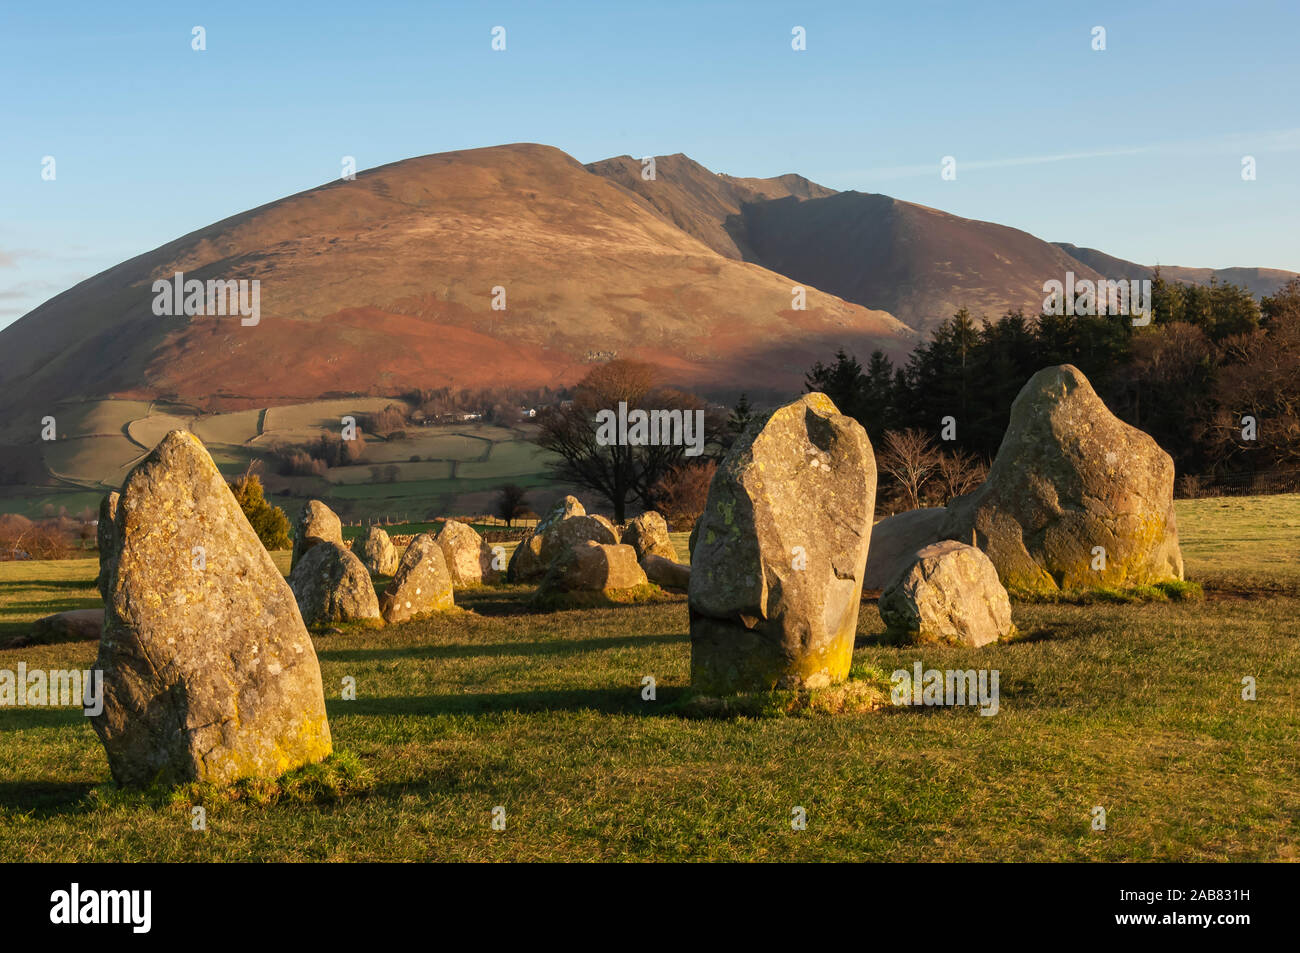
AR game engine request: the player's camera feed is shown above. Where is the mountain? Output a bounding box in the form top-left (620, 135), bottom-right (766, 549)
top-left (590, 155), bottom-right (1104, 331)
top-left (585, 153), bottom-right (835, 260)
top-left (0, 143), bottom-right (911, 424)
top-left (1054, 243), bottom-right (1299, 299)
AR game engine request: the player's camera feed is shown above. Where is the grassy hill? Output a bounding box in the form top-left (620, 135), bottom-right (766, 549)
top-left (0, 499), bottom-right (1296, 861)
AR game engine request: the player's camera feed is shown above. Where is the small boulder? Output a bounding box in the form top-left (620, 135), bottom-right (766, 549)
top-left (622, 511), bottom-right (678, 562)
top-left (689, 393), bottom-right (877, 694)
top-left (380, 534), bottom-right (455, 623)
top-left (14, 609), bottom-right (103, 648)
top-left (92, 430), bottom-right (332, 787)
top-left (436, 520), bottom-right (501, 587)
top-left (507, 495), bottom-right (585, 582)
top-left (353, 525), bottom-right (399, 575)
top-left (289, 541), bottom-right (382, 627)
top-left (641, 553), bottom-right (690, 591)
top-left (291, 500), bottom-right (343, 571)
top-left (878, 540), bottom-right (1013, 647)
top-left (537, 540), bottom-right (648, 595)
top-left (539, 514), bottom-right (620, 565)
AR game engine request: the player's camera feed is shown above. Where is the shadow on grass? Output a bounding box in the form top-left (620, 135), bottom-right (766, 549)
top-left (328, 684), bottom-right (693, 718)
top-left (0, 580), bottom-right (99, 594)
top-left (0, 780), bottom-right (99, 817)
top-left (0, 708), bottom-right (90, 732)
top-left (318, 631), bottom-right (685, 663)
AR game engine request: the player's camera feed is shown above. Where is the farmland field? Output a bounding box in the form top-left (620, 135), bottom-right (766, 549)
top-left (0, 499), bottom-right (1295, 861)
top-left (0, 397), bottom-right (561, 519)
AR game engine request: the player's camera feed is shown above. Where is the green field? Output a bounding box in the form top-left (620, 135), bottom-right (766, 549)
top-left (2, 396), bottom-right (561, 518)
top-left (0, 502), bottom-right (1295, 861)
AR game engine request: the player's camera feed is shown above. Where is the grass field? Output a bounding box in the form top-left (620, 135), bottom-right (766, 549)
top-left (0, 501), bottom-right (1296, 861)
top-left (2, 396), bottom-right (560, 519)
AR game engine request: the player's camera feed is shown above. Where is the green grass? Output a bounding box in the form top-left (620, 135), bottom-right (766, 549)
top-left (0, 498), bottom-right (1296, 861)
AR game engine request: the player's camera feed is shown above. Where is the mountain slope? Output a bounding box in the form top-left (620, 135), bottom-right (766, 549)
top-left (586, 153), bottom-right (835, 259)
top-left (590, 155), bottom-right (1104, 331)
top-left (1055, 243), bottom-right (1299, 299)
top-left (0, 143), bottom-right (912, 424)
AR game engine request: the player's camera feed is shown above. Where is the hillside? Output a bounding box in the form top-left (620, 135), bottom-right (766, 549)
top-left (590, 156), bottom-right (1105, 331)
top-left (0, 143), bottom-right (911, 428)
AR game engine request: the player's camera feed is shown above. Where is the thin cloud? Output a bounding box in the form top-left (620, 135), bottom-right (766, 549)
top-left (839, 127), bottom-right (1300, 183)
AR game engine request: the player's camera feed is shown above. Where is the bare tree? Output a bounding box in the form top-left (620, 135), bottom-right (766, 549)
top-left (879, 428), bottom-right (943, 510)
top-left (494, 483), bottom-right (529, 526)
top-left (653, 460), bottom-right (717, 530)
top-left (533, 360), bottom-right (722, 522)
top-left (935, 448), bottom-right (988, 503)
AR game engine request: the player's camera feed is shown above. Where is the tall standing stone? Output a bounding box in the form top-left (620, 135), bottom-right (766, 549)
top-left (940, 364), bottom-right (1184, 591)
top-left (689, 393), bottom-right (876, 694)
top-left (92, 431), bottom-right (332, 787)
top-left (291, 499), bottom-right (343, 571)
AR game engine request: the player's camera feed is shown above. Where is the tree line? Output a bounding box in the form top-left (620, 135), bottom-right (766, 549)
top-left (806, 274), bottom-right (1300, 491)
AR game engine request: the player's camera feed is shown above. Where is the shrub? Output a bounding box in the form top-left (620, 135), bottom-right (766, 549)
top-left (230, 474), bottom-right (292, 550)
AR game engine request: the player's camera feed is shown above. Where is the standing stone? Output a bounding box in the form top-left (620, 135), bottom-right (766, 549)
top-left (940, 364), bottom-right (1184, 591)
top-left (353, 525), bottom-right (399, 575)
top-left (291, 499), bottom-right (343, 571)
top-left (878, 540), bottom-right (1013, 647)
top-left (506, 495), bottom-right (585, 582)
top-left (92, 431), bottom-right (332, 787)
top-left (689, 393), bottom-right (876, 694)
top-left (436, 520), bottom-right (500, 586)
top-left (539, 514), bottom-right (619, 566)
top-left (380, 534), bottom-right (455, 623)
top-left (623, 511), bottom-right (678, 562)
top-left (96, 491), bottom-right (120, 599)
top-left (289, 541), bottom-right (382, 627)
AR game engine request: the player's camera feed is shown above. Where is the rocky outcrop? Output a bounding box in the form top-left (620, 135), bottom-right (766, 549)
top-left (863, 508), bottom-right (947, 590)
top-left (622, 511), bottom-right (678, 562)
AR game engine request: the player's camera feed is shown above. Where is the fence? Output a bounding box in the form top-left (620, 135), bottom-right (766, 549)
top-left (343, 514), bottom-right (540, 530)
top-left (1176, 467), bottom-right (1300, 499)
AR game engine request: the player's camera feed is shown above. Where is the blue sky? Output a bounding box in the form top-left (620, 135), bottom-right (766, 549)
top-left (2, 0), bottom-right (1297, 328)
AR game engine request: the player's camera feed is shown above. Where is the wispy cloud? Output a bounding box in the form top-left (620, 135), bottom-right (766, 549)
top-left (838, 128), bottom-right (1300, 183)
